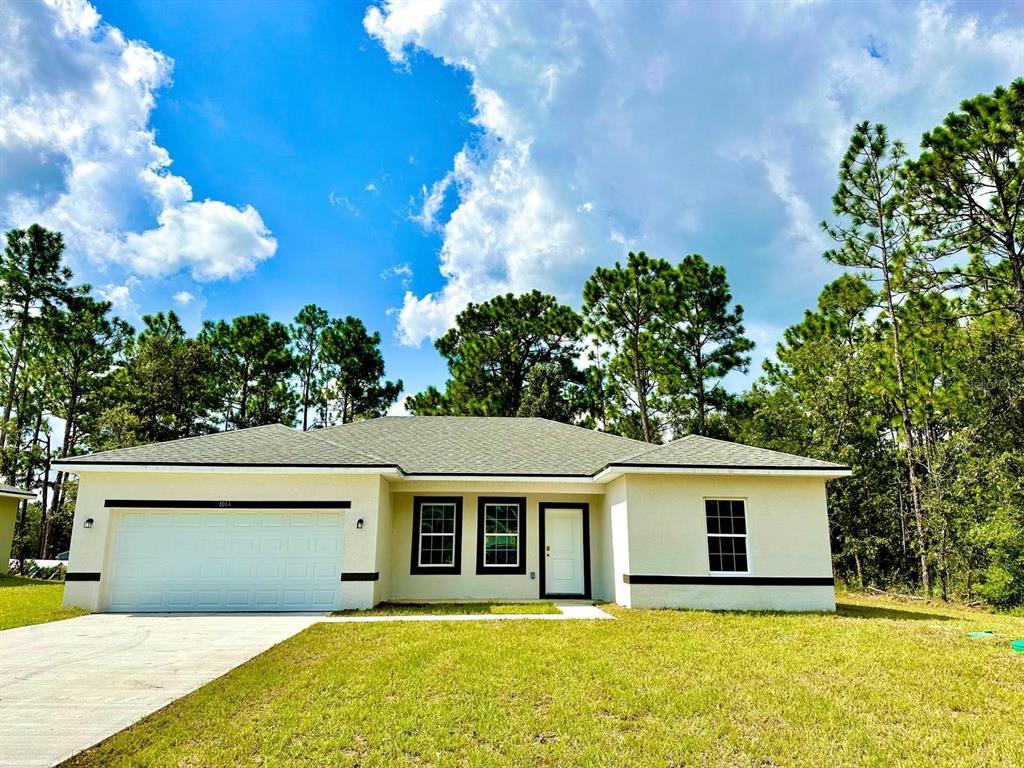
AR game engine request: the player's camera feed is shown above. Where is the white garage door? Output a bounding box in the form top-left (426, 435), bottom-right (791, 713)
top-left (107, 508), bottom-right (344, 612)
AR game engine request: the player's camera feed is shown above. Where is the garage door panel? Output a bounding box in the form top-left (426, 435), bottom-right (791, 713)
top-left (107, 508), bottom-right (343, 612)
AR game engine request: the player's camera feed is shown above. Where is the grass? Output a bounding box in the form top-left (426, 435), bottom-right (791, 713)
top-left (65, 593), bottom-right (1024, 768)
top-left (334, 601), bottom-right (561, 616)
top-left (0, 574), bottom-right (86, 631)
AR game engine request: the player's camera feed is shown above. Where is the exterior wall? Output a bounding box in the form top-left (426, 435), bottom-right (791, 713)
top-left (388, 481), bottom-right (604, 602)
top-left (63, 470), bottom-right (384, 612)
top-left (372, 477), bottom-right (392, 604)
top-left (0, 497), bottom-right (18, 575)
top-left (620, 474), bottom-right (835, 611)
top-left (598, 476), bottom-right (628, 605)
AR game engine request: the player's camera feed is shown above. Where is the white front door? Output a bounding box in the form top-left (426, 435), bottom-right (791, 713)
top-left (544, 507), bottom-right (585, 596)
top-left (107, 508), bottom-right (344, 612)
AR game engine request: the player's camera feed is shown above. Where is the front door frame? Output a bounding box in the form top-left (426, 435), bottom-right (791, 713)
top-left (538, 502), bottom-right (591, 599)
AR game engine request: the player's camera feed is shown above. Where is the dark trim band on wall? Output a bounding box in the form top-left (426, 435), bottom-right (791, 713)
top-left (340, 572), bottom-right (380, 582)
top-left (623, 574), bottom-right (835, 586)
top-left (105, 499), bottom-right (352, 509)
top-left (65, 572), bottom-right (101, 582)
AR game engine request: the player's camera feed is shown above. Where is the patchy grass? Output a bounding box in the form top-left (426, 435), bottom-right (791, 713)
top-left (334, 601), bottom-right (561, 616)
top-left (65, 593), bottom-right (1024, 768)
top-left (0, 574), bottom-right (86, 631)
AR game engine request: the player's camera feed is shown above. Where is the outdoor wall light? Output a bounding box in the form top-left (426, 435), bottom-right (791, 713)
top-left (356, 518), bottom-right (364, 529)
top-left (84, 518), bottom-right (94, 528)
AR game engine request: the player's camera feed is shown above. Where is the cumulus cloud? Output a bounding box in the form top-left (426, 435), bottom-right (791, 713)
top-left (365, 0), bottom-right (1024, 348)
top-left (0, 0), bottom-right (277, 283)
top-left (173, 291), bottom-right (195, 307)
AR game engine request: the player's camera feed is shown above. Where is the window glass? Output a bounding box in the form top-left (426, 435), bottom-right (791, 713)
top-left (483, 503), bottom-right (520, 566)
top-left (706, 499), bottom-right (748, 573)
top-left (419, 503), bottom-right (457, 566)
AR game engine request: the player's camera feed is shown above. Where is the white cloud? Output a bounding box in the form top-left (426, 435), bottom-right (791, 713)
top-left (380, 262), bottom-right (414, 289)
top-left (328, 190), bottom-right (360, 216)
top-left (173, 290), bottom-right (195, 307)
top-left (0, 0), bottom-right (276, 283)
top-left (366, 0), bottom-right (1024, 350)
top-left (97, 277), bottom-right (141, 317)
top-left (365, 182), bottom-right (379, 194)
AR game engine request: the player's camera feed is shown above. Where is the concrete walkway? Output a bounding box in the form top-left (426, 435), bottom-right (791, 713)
top-left (0, 602), bottom-right (611, 767)
top-left (322, 601), bottom-right (614, 623)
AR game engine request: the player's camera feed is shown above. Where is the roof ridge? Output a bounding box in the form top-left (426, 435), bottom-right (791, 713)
top-left (300, 427), bottom-right (397, 467)
top-left (533, 417), bottom-right (651, 447)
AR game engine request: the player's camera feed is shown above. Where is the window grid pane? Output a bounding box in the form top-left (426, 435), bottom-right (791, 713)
top-left (483, 503), bottom-right (520, 566)
top-left (419, 503), bottom-right (456, 566)
top-left (706, 499), bottom-right (748, 573)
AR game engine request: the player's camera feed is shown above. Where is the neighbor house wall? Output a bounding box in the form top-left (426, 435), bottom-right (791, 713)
top-left (620, 474), bottom-right (835, 611)
top-left (0, 496), bottom-right (18, 575)
top-left (387, 482), bottom-right (604, 602)
top-left (63, 470), bottom-right (385, 612)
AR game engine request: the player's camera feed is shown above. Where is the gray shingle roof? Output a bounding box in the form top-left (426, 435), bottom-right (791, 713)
top-left (58, 417), bottom-right (848, 475)
top-left (60, 424), bottom-right (393, 467)
top-left (0, 482), bottom-right (34, 499)
top-left (612, 434), bottom-right (847, 470)
top-left (317, 417), bottom-right (647, 475)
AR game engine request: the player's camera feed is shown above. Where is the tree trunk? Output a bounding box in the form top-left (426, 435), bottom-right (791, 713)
top-left (0, 298), bottom-right (31, 456)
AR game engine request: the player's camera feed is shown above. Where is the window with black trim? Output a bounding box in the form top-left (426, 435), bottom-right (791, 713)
top-left (411, 497), bottom-right (463, 574)
top-left (705, 499), bottom-right (748, 573)
top-left (476, 496), bottom-right (527, 575)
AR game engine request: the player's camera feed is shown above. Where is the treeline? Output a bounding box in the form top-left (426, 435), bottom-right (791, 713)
top-left (0, 232), bottom-right (401, 560)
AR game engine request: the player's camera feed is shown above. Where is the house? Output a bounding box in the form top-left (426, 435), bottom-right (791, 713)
top-left (56, 417), bottom-right (850, 613)
top-left (1, 482), bottom-right (35, 574)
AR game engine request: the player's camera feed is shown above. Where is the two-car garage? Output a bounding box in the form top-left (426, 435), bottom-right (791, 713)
top-left (105, 502), bottom-right (347, 613)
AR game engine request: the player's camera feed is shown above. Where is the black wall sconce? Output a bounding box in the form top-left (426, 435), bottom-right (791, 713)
top-left (356, 518), bottom-right (364, 529)
top-left (84, 518), bottom-right (94, 528)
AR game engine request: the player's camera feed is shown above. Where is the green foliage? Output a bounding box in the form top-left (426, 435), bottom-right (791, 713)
top-left (407, 290), bottom-right (581, 418)
top-left (906, 78), bottom-right (1024, 319)
top-left (201, 314), bottom-right (298, 429)
top-left (290, 304), bottom-right (330, 430)
top-left (96, 311), bottom-right (220, 448)
top-left (582, 251), bottom-right (671, 441)
top-left (319, 316), bottom-right (402, 424)
top-left (661, 254), bottom-right (753, 436)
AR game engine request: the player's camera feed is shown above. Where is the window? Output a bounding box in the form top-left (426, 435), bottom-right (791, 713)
top-left (476, 496), bottom-right (527, 575)
top-left (411, 497), bottom-right (463, 574)
top-left (705, 499), bottom-right (748, 573)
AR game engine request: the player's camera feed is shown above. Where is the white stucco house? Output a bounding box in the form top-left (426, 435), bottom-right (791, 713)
top-left (57, 417), bottom-right (850, 614)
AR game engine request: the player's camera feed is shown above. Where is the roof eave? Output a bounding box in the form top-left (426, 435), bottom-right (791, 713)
top-left (0, 489), bottom-right (36, 500)
top-left (53, 462), bottom-right (404, 477)
top-left (594, 464), bottom-right (853, 481)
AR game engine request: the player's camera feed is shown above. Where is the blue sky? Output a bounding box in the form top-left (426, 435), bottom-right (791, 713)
top-left (3, 0), bottom-right (1022, 408)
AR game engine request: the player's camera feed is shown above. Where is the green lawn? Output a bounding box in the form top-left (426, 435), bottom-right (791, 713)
top-left (65, 593), bottom-right (1024, 768)
top-left (335, 601), bottom-right (561, 616)
top-left (0, 574), bottom-right (86, 631)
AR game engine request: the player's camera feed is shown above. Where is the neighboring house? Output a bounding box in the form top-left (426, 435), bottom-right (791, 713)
top-left (56, 417), bottom-right (850, 613)
top-left (1, 483), bottom-right (35, 575)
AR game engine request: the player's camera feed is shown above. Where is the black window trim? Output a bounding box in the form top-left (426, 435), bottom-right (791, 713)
top-left (705, 497), bottom-right (750, 575)
top-left (476, 496), bottom-right (527, 575)
top-left (411, 496), bottom-right (463, 575)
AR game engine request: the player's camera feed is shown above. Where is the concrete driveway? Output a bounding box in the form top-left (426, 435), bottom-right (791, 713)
top-left (0, 613), bottom-right (320, 768)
